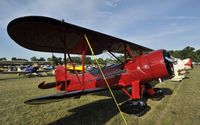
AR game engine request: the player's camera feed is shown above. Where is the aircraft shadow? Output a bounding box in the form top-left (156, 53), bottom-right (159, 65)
top-left (48, 94), bottom-right (126, 125)
top-left (184, 76), bottom-right (189, 79)
top-left (48, 88), bottom-right (172, 125)
top-left (161, 88), bottom-right (173, 96)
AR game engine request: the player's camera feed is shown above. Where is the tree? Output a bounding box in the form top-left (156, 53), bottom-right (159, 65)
top-left (0, 57), bottom-right (7, 61)
top-left (168, 46), bottom-right (200, 63)
top-left (30, 57), bottom-right (46, 61)
top-left (85, 57), bottom-right (92, 64)
top-left (181, 46), bottom-right (195, 59)
top-left (194, 49), bottom-right (200, 62)
top-left (38, 57), bottom-right (45, 61)
top-left (183, 46), bottom-right (195, 52)
top-left (11, 57), bottom-right (28, 61)
top-left (30, 56), bottom-right (37, 61)
top-left (104, 58), bottom-right (116, 65)
top-left (70, 57), bottom-right (81, 64)
top-left (11, 57), bottom-right (17, 61)
top-left (47, 55), bottom-right (63, 65)
top-left (97, 58), bottom-right (105, 65)
top-left (195, 49), bottom-right (200, 55)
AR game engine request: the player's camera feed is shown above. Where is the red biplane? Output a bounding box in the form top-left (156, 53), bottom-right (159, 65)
top-left (7, 16), bottom-right (174, 115)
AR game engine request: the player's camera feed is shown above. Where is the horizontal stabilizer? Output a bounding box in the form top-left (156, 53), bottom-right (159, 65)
top-left (24, 88), bottom-right (107, 105)
top-left (38, 81), bottom-right (63, 89)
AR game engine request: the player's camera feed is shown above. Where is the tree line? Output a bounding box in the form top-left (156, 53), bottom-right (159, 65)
top-left (168, 46), bottom-right (200, 62)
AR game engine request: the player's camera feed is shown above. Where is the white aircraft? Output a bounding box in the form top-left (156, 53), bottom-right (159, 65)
top-left (182, 58), bottom-right (193, 70)
top-left (171, 58), bottom-right (193, 82)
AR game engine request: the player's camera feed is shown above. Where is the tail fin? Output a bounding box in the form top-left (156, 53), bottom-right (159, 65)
top-left (17, 66), bottom-right (22, 71)
top-left (55, 65), bottom-right (67, 82)
top-left (55, 65), bottom-right (69, 91)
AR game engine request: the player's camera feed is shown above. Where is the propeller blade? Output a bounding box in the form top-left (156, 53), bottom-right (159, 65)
top-left (165, 57), bottom-right (176, 63)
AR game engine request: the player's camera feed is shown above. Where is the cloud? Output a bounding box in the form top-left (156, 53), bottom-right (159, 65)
top-left (104, 0), bottom-right (120, 7)
top-left (0, 0), bottom-right (102, 28)
top-left (123, 23), bottom-right (200, 50)
top-left (1, 0), bottom-right (200, 58)
top-left (164, 16), bottom-right (199, 20)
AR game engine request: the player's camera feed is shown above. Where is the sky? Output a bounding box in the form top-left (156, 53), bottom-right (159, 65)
top-left (0, 0), bottom-right (200, 60)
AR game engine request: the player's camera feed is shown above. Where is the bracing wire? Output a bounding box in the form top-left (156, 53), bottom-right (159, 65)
top-left (84, 34), bottom-right (128, 125)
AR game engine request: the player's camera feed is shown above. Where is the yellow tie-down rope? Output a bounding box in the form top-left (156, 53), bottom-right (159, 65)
top-left (84, 34), bottom-right (128, 125)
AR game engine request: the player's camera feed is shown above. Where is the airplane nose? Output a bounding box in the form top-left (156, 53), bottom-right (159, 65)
top-left (125, 49), bottom-right (174, 82)
top-left (163, 50), bottom-right (174, 77)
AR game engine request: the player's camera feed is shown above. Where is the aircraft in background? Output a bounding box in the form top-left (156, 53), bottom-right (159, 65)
top-left (42, 65), bottom-right (54, 70)
top-left (66, 64), bottom-right (85, 73)
top-left (7, 16), bottom-right (174, 116)
top-left (171, 58), bottom-right (193, 82)
top-left (182, 58), bottom-right (193, 70)
top-left (0, 60), bottom-right (51, 66)
top-left (0, 60), bottom-right (53, 77)
top-left (0, 64), bottom-right (50, 77)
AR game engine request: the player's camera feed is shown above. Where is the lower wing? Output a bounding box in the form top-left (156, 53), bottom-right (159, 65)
top-left (24, 88), bottom-right (107, 105)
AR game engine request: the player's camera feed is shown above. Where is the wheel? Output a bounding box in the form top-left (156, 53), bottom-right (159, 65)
top-left (143, 88), bottom-right (164, 101)
top-left (120, 100), bottom-right (150, 116)
top-left (151, 88), bottom-right (164, 101)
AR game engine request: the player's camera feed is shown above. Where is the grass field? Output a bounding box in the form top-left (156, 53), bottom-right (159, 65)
top-left (0, 66), bottom-right (200, 125)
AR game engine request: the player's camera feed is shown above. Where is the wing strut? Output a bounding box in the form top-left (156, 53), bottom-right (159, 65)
top-left (64, 52), bottom-right (68, 91)
top-left (67, 53), bottom-right (82, 87)
top-left (107, 51), bottom-right (123, 64)
top-left (81, 45), bottom-right (87, 90)
top-left (126, 46), bottom-right (134, 58)
top-left (124, 44), bottom-right (127, 62)
top-left (84, 34), bottom-right (128, 125)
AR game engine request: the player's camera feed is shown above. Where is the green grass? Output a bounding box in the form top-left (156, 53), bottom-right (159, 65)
top-left (0, 66), bottom-right (200, 125)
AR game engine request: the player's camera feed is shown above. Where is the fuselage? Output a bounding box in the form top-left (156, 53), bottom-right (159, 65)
top-left (55, 49), bottom-right (173, 92)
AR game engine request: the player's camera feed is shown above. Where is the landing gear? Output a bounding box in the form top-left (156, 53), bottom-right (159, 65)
top-left (120, 99), bottom-right (150, 116)
top-left (145, 88), bottom-right (164, 101)
top-left (143, 83), bottom-right (164, 101)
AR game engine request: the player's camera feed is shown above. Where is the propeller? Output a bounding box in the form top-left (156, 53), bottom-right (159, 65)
top-left (163, 50), bottom-right (174, 76)
top-left (164, 57), bottom-right (177, 63)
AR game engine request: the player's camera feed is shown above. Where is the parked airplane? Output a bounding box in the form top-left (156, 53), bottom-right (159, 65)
top-left (171, 58), bottom-right (193, 81)
top-left (0, 64), bottom-right (49, 77)
top-left (7, 16), bottom-right (174, 115)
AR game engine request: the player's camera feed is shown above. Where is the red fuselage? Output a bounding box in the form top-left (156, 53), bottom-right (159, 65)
top-left (55, 49), bottom-right (173, 92)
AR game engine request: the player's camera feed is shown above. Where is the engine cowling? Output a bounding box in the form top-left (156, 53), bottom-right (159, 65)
top-left (123, 49), bottom-right (173, 84)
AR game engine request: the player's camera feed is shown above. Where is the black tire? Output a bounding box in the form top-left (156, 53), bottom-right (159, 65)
top-left (151, 88), bottom-right (164, 101)
top-left (120, 100), bottom-right (150, 116)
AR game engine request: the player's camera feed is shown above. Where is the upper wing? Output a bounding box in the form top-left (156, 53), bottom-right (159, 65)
top-left (7, 16), bottom-right (153, 55)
